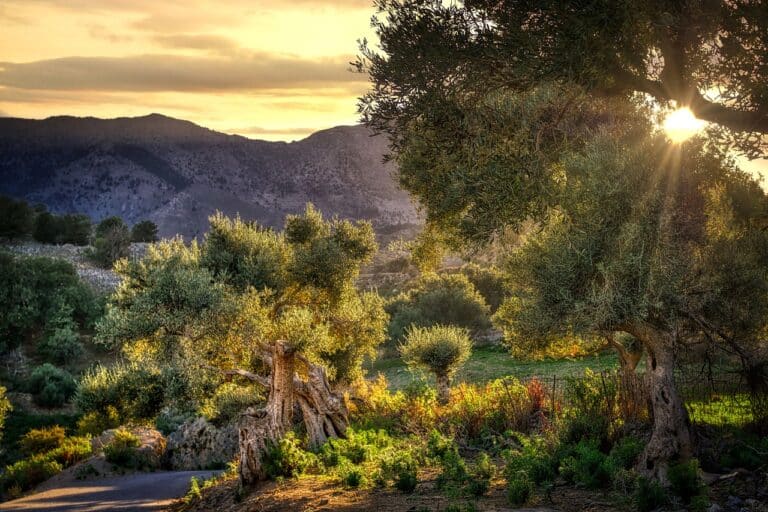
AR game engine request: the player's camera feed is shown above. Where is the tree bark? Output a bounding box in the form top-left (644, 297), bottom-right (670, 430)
top-left (295, 362), bottom-right (348, 449)
top-left (624, 322), bottom-right (692, 484)
top-left (238, 340), bottom-right (295, 484)
top-left (605, 333), bottom-right (643, 374)
top-left (436, 373), bottom-right (451, 405)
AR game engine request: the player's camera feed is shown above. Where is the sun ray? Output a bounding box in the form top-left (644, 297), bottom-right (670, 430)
top-left (663, 108), bottom-right (706, 143)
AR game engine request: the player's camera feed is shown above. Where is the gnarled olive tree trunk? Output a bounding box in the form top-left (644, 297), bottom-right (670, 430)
top-left (295, 362), bottom-right (348, 448)
top-left (238, 341), bottom-right (295, 484)
top-left (624, 322), bottom-right (692, 483)
top-left (237, 342), bottom-right (349, 485)
top-left (436, 373), bottom-right (451, 405)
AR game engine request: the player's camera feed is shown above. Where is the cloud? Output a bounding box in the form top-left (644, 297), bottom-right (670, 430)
top-left (151, 34), bottom-right (239, 54)
top-left (228, 126), bottom-right (317, 136)
top-left (0, 53), bottom-right (365, 92)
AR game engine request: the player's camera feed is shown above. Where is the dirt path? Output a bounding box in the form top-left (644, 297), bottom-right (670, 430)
top-left (0, 470), bottom-right (219, 512)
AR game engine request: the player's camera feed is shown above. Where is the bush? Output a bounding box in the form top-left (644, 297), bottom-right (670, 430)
top-left (503, 434), bottom-right (557, 486)
top-left (76, 406), bottom-right (122, 436)
top-left (19, 426), bottom-right (66, 455)
top-left (455, 263), bottom-right (507, 312)
top-left (58, 214), bottom-right (91, 245)
top-left (0, 195), bottom-right (33, 240)
top-left (262, 433), bottom-right (314, 479)
top-left (28, 364), bottom-right (77, 408)
top-left (609, 436), bottom-right (643, 469)
top-left (37, 326), bottom-right (84, 365)
top-left (1, 454), bottom-right (62, 492)
top-left (48, 436), bottom-right (92, 466)
top-left (387, 273), bottom-right (491, 341)
top-left (400, 325), bottom-right (472, 403)
top-left (33, 211), bottom-right (59, 244)
top-left (506, 470), bottom-right (533, 505)
top-left (377, 450), bottom-right (418, 492)
top-left (668, 459), bottom-right (705, 504)
top-left (635, 477), bottom-right (668, 512)
top-left (558, 440), bottom-right (614, 489)
top-left (0, 386), bottom-right (10, 443)
top-left (155, 407), bottom-right (193, 436)
top-left (103, 429), bottom-right (141, 467)
top-left (131, 220), bottom-right (159, 243)
top-left (199, 383), bottom-right (262, 425)
top-left (75, 364), bottom-right (165, 421)
top-left (341, 466), bottom-right (365, 488)
top-left (466, 452), bottom-right (494, 496)
top-left (88, 217), bottom-right (130, 268)
top-left (0, 253), bottom-right (98, 353)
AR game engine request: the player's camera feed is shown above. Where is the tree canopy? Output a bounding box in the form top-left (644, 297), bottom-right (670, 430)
top-left (357, 0), bottom-right (768, 158)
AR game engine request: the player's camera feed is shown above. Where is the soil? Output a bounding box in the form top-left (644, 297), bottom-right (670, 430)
top-left (168, 469), bottom-right (627, 512)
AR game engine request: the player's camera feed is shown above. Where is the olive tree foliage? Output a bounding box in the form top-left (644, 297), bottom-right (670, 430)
top-left (96, 206), bottom-right (387, 484)
top-left (400, 325), bottom-right (472, 403)
top-left (357, 0), bottom-right (768, 158)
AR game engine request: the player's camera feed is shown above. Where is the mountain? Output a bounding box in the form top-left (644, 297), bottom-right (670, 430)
top-left (0, 114), bottom-right (419, 240)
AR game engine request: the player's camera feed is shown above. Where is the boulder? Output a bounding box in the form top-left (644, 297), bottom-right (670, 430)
top-left (165, 417), bottom-right (237, 470)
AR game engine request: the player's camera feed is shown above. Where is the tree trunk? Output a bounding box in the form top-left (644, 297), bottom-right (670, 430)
top-left (238, 341), bottom-right (295, 484)
top-left (436, 373), bottom-right (451, 405)
top-left (626, 323), bottom-right (692, 483)
top-left (295, 363), bottom-right (349, 449)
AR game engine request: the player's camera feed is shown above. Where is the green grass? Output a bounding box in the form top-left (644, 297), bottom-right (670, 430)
top-left (686, 393), bottom-right (754, 427)
top-left (365, 345), bottom-right (621, 389)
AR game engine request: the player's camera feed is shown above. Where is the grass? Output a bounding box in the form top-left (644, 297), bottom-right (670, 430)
top-left (686, 393), bottom-right (754, 427)
top-left (365, 345), bottom-right (621, 389)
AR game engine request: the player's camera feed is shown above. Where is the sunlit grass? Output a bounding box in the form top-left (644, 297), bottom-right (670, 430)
top-left (686, 393), bottom-right (754, 427)
top-left (366, 345), bottom-right (620, 389)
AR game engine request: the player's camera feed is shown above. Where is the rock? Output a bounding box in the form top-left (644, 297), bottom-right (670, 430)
top-left (165, 417), bottom-right (238, 470)
top-left (708, 505), bottom-right (724, 512)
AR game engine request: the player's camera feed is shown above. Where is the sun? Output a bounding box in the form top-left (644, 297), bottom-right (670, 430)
top-left (663, 107), bottom-right (706, 143)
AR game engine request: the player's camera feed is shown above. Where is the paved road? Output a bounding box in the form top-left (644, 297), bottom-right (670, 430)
top-left (0, 471), bottom-right (220, 512)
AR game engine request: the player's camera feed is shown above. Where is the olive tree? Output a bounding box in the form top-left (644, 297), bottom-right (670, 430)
top-left (96, 205), bottom-right (387, 484)
top-left (357, 0), bottom-right (768, 158)
top-left (400, 325), bottom-right (472, 404)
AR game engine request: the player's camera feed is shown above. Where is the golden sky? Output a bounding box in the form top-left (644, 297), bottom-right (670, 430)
top-left (0, 0), bottom-right (375, 140)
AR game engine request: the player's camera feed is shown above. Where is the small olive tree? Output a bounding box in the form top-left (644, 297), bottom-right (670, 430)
top-left (400, 325), bottom-right (472, 404)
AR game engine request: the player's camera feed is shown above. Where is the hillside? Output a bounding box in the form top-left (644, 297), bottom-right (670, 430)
top-left (0, 115), bottom-right (419, 239)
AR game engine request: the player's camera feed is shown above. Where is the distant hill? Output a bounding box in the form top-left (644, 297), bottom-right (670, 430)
top-left (0, 114), bottom-right (419, 240)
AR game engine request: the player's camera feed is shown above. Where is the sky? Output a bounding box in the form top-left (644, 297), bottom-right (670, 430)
top-left (0, 0), bottom-right (765, 181)
top-left (0, 0), bottom-right (375, 141)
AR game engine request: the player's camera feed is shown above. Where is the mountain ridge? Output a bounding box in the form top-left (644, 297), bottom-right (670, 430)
top-left (0, 114), bottom-right (419, 240)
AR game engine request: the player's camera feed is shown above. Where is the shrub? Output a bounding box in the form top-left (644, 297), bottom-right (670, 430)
top-left (558, 440), bottom-right (614, 489)
top-left (608, 436), bottom-right (643, 469)
top-left (155, 407), bottom-right (193, 436)
top-left (48, 436), bottom-right (92, 466)
top-left (88, 217), bottom-right (130, 268)
top-left (1, 454), bottom-right (62, 492)
top-left (75, 364), bottom-right (165, 421)
top-left (377, 450), bottom-right (418, 492)
top-left (37, 326), bottom-right (84, 365)
top-left (131, 220), bottom-right (159, 243)
top-left (199, 383), bottom-right (262, 425)
top-left (0, 195), bottom-right (33, 240)
top-left (28, 364), bottom-right (77, 408)
top-left (58, 214), bottom-right (91, 245)
top-left (0, 386), bottom-right (11, 443)
top-left (668, 459), bottom-right (705, 504)
top-left (387, 273), bottom-right (491, 341)
top-left (506, 470), bottom-right (533, 505)
top-left (466, 452), bottom-right (494, 496)
top-left (635, 477), bottom-right (668, 512)
top-left (400, 325), bottom-right (472, 403)
top-left (435, 445), bottom-right (469, 494)
top-left (262, 433), bottom-right (314, 479)
top-left (77, 406), bottom-right (121, 436)
top-left (103, 429), bottom-right (141, 467)
top-left (455, 263), bottom-right (507, 312)
top-left (19, 426), bottom-right (66, 455)
top-left (503, 434), bottom-right (557, 486)
top-left (341, 466), bottom-right (365, 488)
top-left (33, 211), bottom-right (60, 244)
